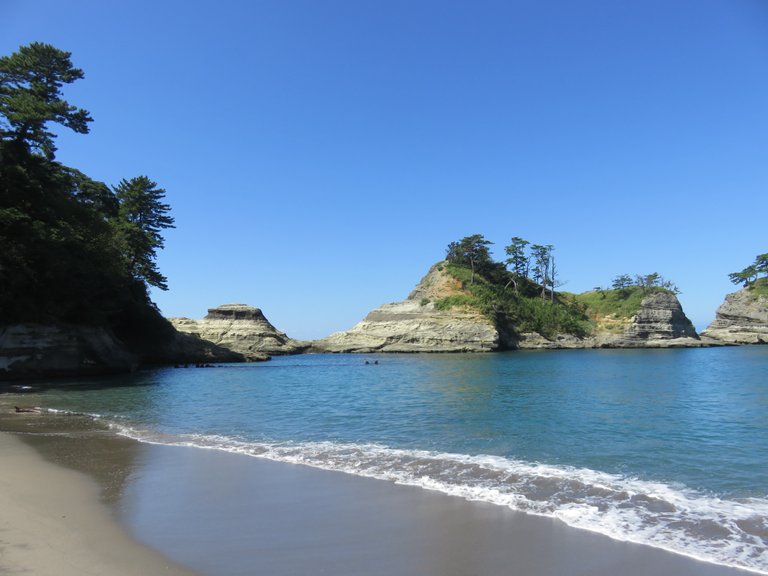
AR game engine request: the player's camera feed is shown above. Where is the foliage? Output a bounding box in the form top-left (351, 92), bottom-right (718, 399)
top-left (746, 277), bottom-right (768, 300)
top-left (434, 293), bottom-right (478, 311)
top-left (504, 237), bottom-right (529, 278)
top-left (439, 233), bottom-right (690, 340)
top-left (0, 43), bottom-right (174, 354)
top-left (574, 287), bottom-right (665, 320)
top-left (0, 42), bottom-right (92, 159)
top-left (610, 272), bottom-right (679, 295)
top-left (113, 176), bottom-right (175, 291)
top-left (446, 234), bottom-right (494, 284)
top-left (729, 253), bottom-right (768, 286)
top-left (440, 262), bottom-right (590, 339)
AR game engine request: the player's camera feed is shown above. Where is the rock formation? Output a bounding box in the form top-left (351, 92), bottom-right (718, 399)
top-left (0, 324), bottom-right (136, 380)
top-left (701, 287), bottom-right (768, 344)
top-left (314, 265), bottom-right (498, 353)
top-left (315, 264), bottom-right (704, 352)
top-left (0, 322), bottom-right (245, 380)
top-left (170, 304), bottom-right (307, 359)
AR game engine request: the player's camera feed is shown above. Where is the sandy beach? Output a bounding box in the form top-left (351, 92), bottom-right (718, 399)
top-left (0, 430), bottom-right (197, 576)
top-left (0, 404), bottom-right (759, 576)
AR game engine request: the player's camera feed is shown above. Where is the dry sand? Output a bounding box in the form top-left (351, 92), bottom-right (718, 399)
top-left (0, 431), bottom-right (197, 576)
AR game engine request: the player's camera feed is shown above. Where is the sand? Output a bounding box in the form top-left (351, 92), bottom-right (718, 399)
top-left (0, 408), bottom-right (759, 576)
top-left (0, 431), bottom-right (198, 576)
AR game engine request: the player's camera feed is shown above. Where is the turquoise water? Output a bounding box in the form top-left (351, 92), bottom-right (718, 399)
top-left (11, 347), bottom-right (768, 573)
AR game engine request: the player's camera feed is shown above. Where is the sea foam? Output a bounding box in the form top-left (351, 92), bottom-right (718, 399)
top-left (108, 420), bottom-right (768, 575)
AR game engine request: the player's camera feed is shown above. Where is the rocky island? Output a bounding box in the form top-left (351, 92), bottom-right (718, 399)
top-left (315, 265), bottom-right (498, 353)
top-left (170, 304), bottom-right (308, 360)
top-left (314, 261), bottom-right (703, 353)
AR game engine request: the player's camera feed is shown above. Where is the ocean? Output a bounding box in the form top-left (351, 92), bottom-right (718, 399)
top-left (13, 347), bottom-right (768, 573)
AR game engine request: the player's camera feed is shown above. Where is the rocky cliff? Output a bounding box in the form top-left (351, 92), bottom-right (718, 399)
top-left (701, 286), bottom-right (768, 344)
top-left (0, 322), bottom-right (245, 380)
top-left (314, 265), bottom-right (498, 353)
top-left (315, 265), bottom-right (704, 352)
top-left (519, 291), bottom-right (703, 349)
top-left (170, 304), bottom-right (307, 359)
top-left (0, 324), bottom-right (137, 380)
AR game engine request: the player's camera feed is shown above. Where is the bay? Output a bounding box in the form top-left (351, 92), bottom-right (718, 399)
top-left (19, 347), bottom-right (768, 573)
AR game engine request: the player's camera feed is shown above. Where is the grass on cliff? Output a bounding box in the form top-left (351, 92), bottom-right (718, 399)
top-left (436, 263), bottom-right (592, 338)
top-left (573, 287), bottom-right (669, 320)
top-left (747, 277), bottom-right (768, 300)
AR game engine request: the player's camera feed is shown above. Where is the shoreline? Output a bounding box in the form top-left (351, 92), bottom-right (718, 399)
top-left (0, 406), bottom-right (761, 576)
top-left (0, 429), bottom-right (198, 576)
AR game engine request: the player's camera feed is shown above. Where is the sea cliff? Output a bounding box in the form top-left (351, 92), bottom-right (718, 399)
top-left (0, 322), bottom-right (242, 380)
top-left (701, 284), bottom-right (768, 344)
top-left (315, 265), bottom-right (497, 353)
top-left (170, 304), bottom-right (308, 360)
top-left (314, 263), bottom-right (704, 352)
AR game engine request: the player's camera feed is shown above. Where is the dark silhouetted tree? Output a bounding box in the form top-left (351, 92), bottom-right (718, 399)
top-left (0, 42), bottom-right (92, 158)
top-left (113, 176), bottom-right (175, 291)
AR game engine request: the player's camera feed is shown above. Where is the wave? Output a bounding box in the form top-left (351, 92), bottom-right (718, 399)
top-left (103, 421), bottom-right (768, 575)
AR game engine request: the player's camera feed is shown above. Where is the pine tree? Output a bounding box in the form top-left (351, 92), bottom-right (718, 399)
top-left (113, 176), bottom-right (175, 291)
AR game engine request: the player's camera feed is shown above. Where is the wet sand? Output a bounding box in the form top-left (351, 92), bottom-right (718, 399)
top-left (0, 408), bottom-right (759, 576)
top-left (0, 430), bottom-right (197, 576)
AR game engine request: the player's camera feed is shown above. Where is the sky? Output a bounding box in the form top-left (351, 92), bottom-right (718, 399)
top-left (2, 0), bottom-right (767, 339)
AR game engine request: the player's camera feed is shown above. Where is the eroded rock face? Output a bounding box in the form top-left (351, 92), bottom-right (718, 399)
top-left (517, 292), bottom-right (703, 349)
top-left (170, 304), bottom-right (305, 359)
top-left (316, 267), bottom-right (705, 353)
top-left (701, 288), bottom-right (768, 344)
top-left (0, 324), bottom-right (137, 380)
top-left (314, 265), bottom-right (499, 353)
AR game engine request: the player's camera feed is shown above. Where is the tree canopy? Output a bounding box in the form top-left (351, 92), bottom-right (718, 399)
top-left (729, 253), bottom-right (768, 286)
top-left (113, 176), bottom-right (175, 291)
top-left (0, 42), bottom-right (92, 158)
top-left (0, 43), bottom-right (174, 352)
top-left (446, 234), bottom-right (494, 284)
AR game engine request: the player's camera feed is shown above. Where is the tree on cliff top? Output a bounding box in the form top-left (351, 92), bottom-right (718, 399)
top-left (446, 234), bottom-right (494, 284)
top-left (729, 253), bottom-right (768, 286)
top-left (0, 42), bottom-right (92, 159)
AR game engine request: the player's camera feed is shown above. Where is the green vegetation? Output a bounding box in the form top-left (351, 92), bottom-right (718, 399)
top-left (746, 277), bottom-right (768, 300)
top-left (440, 235), bottom-right (685, 340)
top-left (0, 43), bottom-right (176, 355)
top-left (574, 286), bottom-right (665, 320)
top-left (730, 253), bottom-right (768, 287)
top-left (441, 236), bottom-right (590, 338)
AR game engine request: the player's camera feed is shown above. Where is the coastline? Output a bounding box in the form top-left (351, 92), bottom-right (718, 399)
top-left (0, 428), bottom-right (198, 576)
top-left (0, 406), bottom-right (760, 576)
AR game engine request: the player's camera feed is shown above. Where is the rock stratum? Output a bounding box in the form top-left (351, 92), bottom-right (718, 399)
top-left (0, 322), bottom-right (241, 380)
top-left (170, 304), bottom-right (307, 359)
top-left (314, 264), bottom-right (704, 352)
top-left (701, 286), bottom-right (768, 344)
top-left (518, 291), bottom-right (702, 349)
top-left (315, 265), bottom-right (498, 353)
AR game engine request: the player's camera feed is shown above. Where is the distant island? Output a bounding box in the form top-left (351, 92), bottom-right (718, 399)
top-left (312, 234), bottom-right (701, 352)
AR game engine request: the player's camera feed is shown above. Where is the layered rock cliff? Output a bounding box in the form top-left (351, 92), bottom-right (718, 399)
top-left (170, 304), bottom-right (307, 359)
top-left (314, 265), bottom-right (498, 353)
top-left (0, 324), bottom-right (137, 380)
top-left (0, 322), bottom-right (245, 380)
top-left (519, 291), bottom-right (702, 348)
top-left (701, 286), bottom-right (768, 344)
top-left (315, 264), bottom-right (704, 352)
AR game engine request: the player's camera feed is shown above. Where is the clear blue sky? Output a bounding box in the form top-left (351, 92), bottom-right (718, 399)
top-left (3, 0), bottom-right (767, 339)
